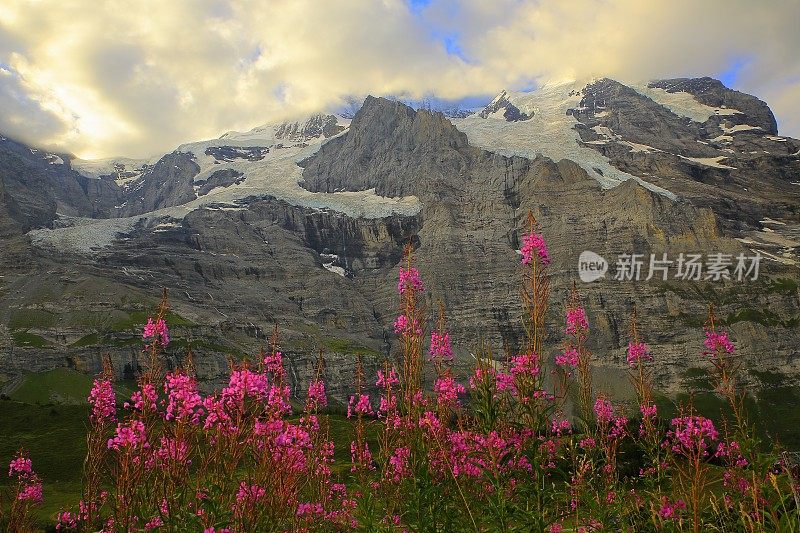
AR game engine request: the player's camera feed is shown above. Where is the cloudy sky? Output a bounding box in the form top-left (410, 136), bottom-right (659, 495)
top-left (1, 0), bottom-right (799, 159)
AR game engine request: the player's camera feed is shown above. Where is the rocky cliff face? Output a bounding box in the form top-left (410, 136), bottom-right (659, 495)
top-left (1, 77), bottom-right (799, 404)
top-left (118, 153), bottom-right (201, 216)
top-left (0, 137), bottom-right (121, 235)
top-left (567, 78), bottom-right (800, 234)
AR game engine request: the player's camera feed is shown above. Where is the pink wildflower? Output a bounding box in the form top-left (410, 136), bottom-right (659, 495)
top-left (262, 350), bottom-right (285, 378)
top-left (555, 346), bottom-right (579, 367)
top-left (17, 480), bottom-right (43, 503)
top-left (626, 341), bottom-right (652, 366)
top-left (716, 441), bottom-right (748, 467)
top-left (350, 440), bottom-right (374, 471)
top-left (347, 394), bottom-right (373, 418)
top-left (9, 453), bottom-right (42, 507)
top-left (638, 402), bottom-right (657, 436)
top-left (107, 419), bottom-right (148, 451)
top-left (510, 352), bottom-right (541, 377)
top-left (594, 397), bottom-right (615, 424)
top-left (8, 454), bottom-right (33, 478)
top-left (419, 411), bottom-right (444, 435)
top-left (386, 446), bottom-right (412, 482)
top-left (640, 403), bottom-right (657, 419)
top-left (144, 516), bottom-right (163, 530)
top-left (142, 317), bottom-right (169, 346)
top-left (376, 367), bottom-right (399, 388)
top-left (393, 314), bottom-right (422, 336)
top-left (565, 307), bottom-right (589, 335)
top-left (307, 379), bottom-right (327, 409)
top-left (428, 331), bottom-right (454, 363)
top-left (658, 497), bottom-right (686, 520)
top-left (520, 231), bottom-right (551, 266)
top-left (434, 376), bottom-right (465, 406)
top-left (494, 371), bottom-right (515, 394)
top-left (163, 372), bottom-right (203, 423)
top-left (221, 368), bottom-right (269, 407)
top-left (88, 377), bottom-right (117, 424)
top-left (297, 502), bottom-right (325, 517)
top-left (668, 415), bottom-right (719, 457)
top-left (56, 511), bottom-right (78, 530)
top-left (125, 382), bottom-right (157, 412)
top-left (551, 417), bottom-right (571, 436)
top-left (234, 482), bottom-right (266, 507)
top-left (704, 330), bottom-right (735, 356)
top-left (398, 267), bottom-right (424, 294)
top-left (267, 383), bottom-right (292, 417)
top-left (155, 437), bottom-right (190, 466)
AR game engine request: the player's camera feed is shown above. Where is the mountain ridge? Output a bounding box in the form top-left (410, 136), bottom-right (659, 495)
top-left (1, 76), bottom-right (798, 403)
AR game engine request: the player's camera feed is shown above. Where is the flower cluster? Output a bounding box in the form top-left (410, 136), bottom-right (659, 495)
top-left (667, 415), bottom-right (719, 457)
top-left (594, 397), bottom-right (628, 438)
top-left (125, 382), bottom-right (158, 412)
top-left (8, 455), bottom-right (33, 478)
top-left (88, 377), bottom-right (117, 424)
top-left (376, 367), bottom-right (399, 388)
top-left (510, 351), bottom-right (541, 378)
top-left (658, 497), bottom-right (687, 520)
top-left (142, 317), bottom-right (169, 346)
top-left (306, 379), bottom-right (327, 409)
top-left (555, 346), bottom-right (579, 367)
top-left (20, 218), bottom-right (800, 533)
top-left (398, 266), bottom-right (424, 294)
top-left (393, 314), bottom-right (422, 336)
top-left (386, 446), bottom-right (411, 482)
top-left (594, 397), bottom-right (615, 424)
top-left (108, 419), bottom-right (148, 451)
top-left (626, 341), bottom-right (652, 366)
top-left (163, 372), bottom-right (203, 423)
top-left (434, 376), bottom-right (465, 406)
top-left (716, 440), bottom-right (748, 468)
top-left (703, 329), bottom-right (735, 356)
top-left (347, 393), bottom-right (373, 418)
top-left (565, 307), bottom-right (589, 335)
top-left (520, 231), bottom-right (551, 266)
top-left (428, 331), bottom-right (453, 363)
top-left (7, 452), bottom-right (43, 505)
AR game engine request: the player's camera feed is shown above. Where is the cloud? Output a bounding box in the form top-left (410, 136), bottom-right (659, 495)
top-left (0, 0), bottom-right (798, 158)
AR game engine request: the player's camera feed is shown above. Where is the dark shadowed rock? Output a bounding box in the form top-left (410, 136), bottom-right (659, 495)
top-left (119, 152), bottom-right (200, 216)
top-left (196, 170), bottom-right (245, 196)
top-left (478, 90), bottom-right (533, 121)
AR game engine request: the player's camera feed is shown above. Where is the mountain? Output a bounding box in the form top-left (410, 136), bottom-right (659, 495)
top-left (1, 77), bottom-right (799, 403)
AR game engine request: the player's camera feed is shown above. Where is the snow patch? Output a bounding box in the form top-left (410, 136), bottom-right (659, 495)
top-left (679, 156), bottom-right (736, 169)
top-left (710, 134), bottom-right (733, 143)
top-left (454, 80), bottom-right (676, 199)
top-left (721, 124), bottom-right (761, 134)
top-left (27, 117), bottom-right (420, 255)
top-left (28, 216), bottom-right (139, 254)
top-left (633, 84), bottom-right (741, 123)
top-left (619, 141), bottom-right (661, 154)
top-left (320, 253), bottom-right (346, 277)
top-left (72, 157), bottom-right (154, 184)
